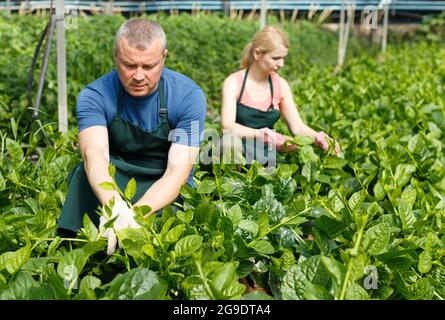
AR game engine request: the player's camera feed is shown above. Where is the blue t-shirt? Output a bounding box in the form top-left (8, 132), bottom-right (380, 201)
top-left (77, 67), bottom-right (206, 185)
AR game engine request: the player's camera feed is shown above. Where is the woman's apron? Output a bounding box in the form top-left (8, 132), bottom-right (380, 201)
top-left (58, 79), bottom-right (172, 233)
top-left (235, 68), bottom-right (281, 163)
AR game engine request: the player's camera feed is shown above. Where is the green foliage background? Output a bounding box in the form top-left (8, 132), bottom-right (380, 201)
top-left (0, 12), bottom-right (444, 300)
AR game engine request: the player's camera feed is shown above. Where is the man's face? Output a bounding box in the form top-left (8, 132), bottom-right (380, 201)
top-left (115, 37), bottom-right (167, 97)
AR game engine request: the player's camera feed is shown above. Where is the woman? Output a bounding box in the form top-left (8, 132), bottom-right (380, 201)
top-left (220, 26), bottom-right (340, 165)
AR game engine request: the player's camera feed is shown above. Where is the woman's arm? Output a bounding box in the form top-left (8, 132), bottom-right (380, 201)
top-left (221, 75), bottom-right (263, 140)
top-left (279, 77), bottom-right (319, 138)
top-left (279, 77), bottom-right (341, 156)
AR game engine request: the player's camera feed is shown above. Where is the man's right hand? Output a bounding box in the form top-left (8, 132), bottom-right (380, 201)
top-left (99, 200), bottom-right (140, 255)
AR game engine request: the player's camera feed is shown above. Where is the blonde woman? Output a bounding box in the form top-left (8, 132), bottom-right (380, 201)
top-left (221, 26), bottom-right (340, 164)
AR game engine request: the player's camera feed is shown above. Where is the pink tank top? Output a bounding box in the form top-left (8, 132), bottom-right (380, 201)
top-left (233, 69), bottom-right (282, 112)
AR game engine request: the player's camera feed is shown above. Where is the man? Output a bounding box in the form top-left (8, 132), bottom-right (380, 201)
top-left (58, 19), bottom-right (206, 255)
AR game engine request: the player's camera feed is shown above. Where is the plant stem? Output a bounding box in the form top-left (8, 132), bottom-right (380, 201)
top-left (31, 237), bottom-right (89, 242)
top-left (214, 172), bottom-right (226, 216)
top-left (254, 207), bottom-right (311, 241)
top-left (194, 257), bottom-right (216, 300)
top-left (339, 224), bottom-right (365, 300)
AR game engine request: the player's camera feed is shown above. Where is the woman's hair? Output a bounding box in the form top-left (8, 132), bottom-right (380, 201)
top-left (240, 26), bottom-right (289, 69)
top-left (114, 19), bottom-right (167, 55)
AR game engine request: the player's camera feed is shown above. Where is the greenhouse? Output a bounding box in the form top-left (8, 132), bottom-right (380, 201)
top-left (0, 0), bottom-right (444, 304)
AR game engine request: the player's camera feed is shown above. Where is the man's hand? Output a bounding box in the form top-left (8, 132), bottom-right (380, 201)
top-left (314, 131), bottom-right (341, 157)
top-left (99, 200), bottom-right (140, 255)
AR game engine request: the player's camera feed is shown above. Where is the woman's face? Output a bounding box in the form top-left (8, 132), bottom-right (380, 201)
top-left (254, 44), bottom-right (288, 74)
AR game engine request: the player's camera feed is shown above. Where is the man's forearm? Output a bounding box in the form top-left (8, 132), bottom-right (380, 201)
top-left (134, 172), bottom-right (186, 216)
top-left (83, 149), bottom-right (121, 205)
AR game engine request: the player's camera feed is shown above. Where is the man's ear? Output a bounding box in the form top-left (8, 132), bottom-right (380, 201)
top-left (163, 49), bottom-right (168, 60)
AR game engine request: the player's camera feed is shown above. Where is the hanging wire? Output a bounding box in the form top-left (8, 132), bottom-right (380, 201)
top-left (27, 0), bottom-right (55, 147)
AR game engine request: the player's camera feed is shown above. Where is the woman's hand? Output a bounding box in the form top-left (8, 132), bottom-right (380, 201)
top-left (259, 128), bottom-right (297, 151)
top-left (314, 131), bottom-right (341, 157)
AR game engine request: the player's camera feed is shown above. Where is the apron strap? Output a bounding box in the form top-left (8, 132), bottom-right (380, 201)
top-left (268, 75), bottom-right (274, 111)
top-left (237, 68), bottom-right (249, 104)
top-left (237, 68), bottom-right (274, 110)
top-left (157, 78), bottom-right (168, 123)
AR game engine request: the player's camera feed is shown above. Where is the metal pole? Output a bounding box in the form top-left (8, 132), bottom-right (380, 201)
top-left (6, 0), bottom-right (11, 14)
top-left (337, 0), bottom-right (345, 69)
top-left (260, 0), bottom-right (267, 29)
top-left (381, 1), bottom-right (389, 53)
top-left (56, 0), bottom-right (68, 133)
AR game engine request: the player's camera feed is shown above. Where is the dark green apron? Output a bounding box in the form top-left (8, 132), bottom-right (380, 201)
top-left (58, 79), bottom-right (171, 234)
top-left (235, 68), bottom-right (281, 163)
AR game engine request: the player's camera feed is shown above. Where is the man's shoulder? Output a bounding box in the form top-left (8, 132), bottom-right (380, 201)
top-left (80, 70), bottom-right (118, 98)
top-left (162, 67), bottom-right (202, 94)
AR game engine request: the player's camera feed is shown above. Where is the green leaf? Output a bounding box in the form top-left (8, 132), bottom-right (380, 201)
top-left (6, 138), bottom-right (23, 161)
top-left (0, 246), bottom-right (30, 275)
top-left (345, 283), bottom-right (370, 300)
top-left (281, 256), bottom-right (330, 300)
top-left (48, 237), bottom-right (63, 257)
top-left (165, 224), bottom-right (185, 243)
top-left (429, 267), bottom-right (445, 296)
top-left (249, 240), bottom-right (275, 255)
top-left (99, 182), bottom-right (115, 191)
top-left (174, 235), bottom-right (203, 257)
top-left (133, 205), bottom-right (151, 217)
top-left (303, 283), bottom-right (333, 300)
top-left (116, 228), bottom-right (147, 262)
top-left (373, 181), bottom-right (386, 201)
top-left (275, 163), bottom-right (299, 179)
top-left (407, 134), bottom-right (425, 155)
top-left (314, 215), bottom-right (346, 238)
top-left (313, 228), bottom-right (336, 256)
top-left (321, 256), bottom-right (346, 289)
top-left (210, 262), bottom-right (237, 293)
top-left (398, 185), bottom-right (417, 231)
top-left (197, 177), bottom-right (217, 194)
top-left (108, 164), bottom-right (116, 178)
top-left (294, 135), bottom-right (314, 145)
top-left (57, 242), bottom-right (103, 288)
top-left (257, 212), bottom-right (269, 237)
top-left (0, 171), bottom-right (6, 191)
top-left (21, 257), bottom-right (52, 275)
top-left (221, 281), bottom-right (246, 299)
top-left (363, 223), bottom-right (390, 255)
top-left (160, 217), bottom-right (176, 239)
top-left (176, 210), bottom-right (193, 223)
top-left (78, 276), bottom-right (102, 300)
top-left (394, 164), bottom-right (416, 188)
top-left (142, 243), bottom-right (156, 260)
top-left (323, 156), bottom-right (347, 169)
top-left (300, 145), bottom-right (319, 163)
top-left (348, 190), bottom-right (366, 212)
top-left (238, 220), bottom-right (259, 236)
top-left (395, 275), bottom-right (434, 300)
top-left (0, 271), bottom-right (52, 300)
top-left (104, 268), bottom-right (166, 300)
top-left (280, 250), bottom-right (296, 272)
top-left (80, 213), bottom-right (99, 242)
top-left (124, 178), bottom-right (137, 200)
top-left (418, 250), bottom-right (432, 274)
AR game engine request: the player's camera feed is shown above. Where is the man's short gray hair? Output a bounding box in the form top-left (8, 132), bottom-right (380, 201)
top-left (114, 19), bottom-right (167, 54)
